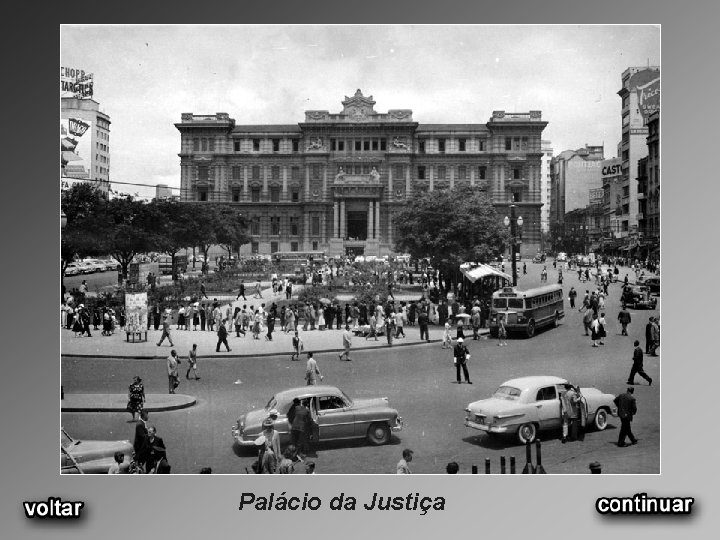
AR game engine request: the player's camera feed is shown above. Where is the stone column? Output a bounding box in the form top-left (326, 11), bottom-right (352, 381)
top-left (282, 166), bottom-right (288, 199)
top-left (375, 201), bottom-right (381, 242)
top-left (429, 165), bottom-right (434, 191)
top-left (405, 166), bottom-right (411, 196)
top-left (367, 201), bottom-right (373, 239)
top-left (340, 200), bottom-right (346, 239)
top-left (303, 212), bottom-right (310, 249)
top-left (262, 165), bottom-right (268, 196)
top-left (449, 165), bottom-right (455, 189)
top-left (322, 165), bottom-right (327, 198)
top-left (333, 201), bottom-right (339, 238)
top-left (321, 211), bottom-right (327, 245)
top-left (243, 166), bottom-right (249, 201)
top-left (388, 166), bottom-right (393, 201)
top-left (305, 165), bottom-right (311, 200)
top-left (387, 208), bottom-right (393, 246)
top-left (470, 165), bottom-right (476, 187)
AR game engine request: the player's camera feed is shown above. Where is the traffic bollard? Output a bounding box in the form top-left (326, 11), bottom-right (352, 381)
top-left (535, 439), bottom-right (546, 474)
top-left (510, 456), bottom-right (516, 474)
top-left (522, 441), bottom-right (535, 474)
top-left (485, 458), bottom-right (491, 474)
top-left (500, 456), bottom-right (506, 474)
top-left (471, 465), bottom-right (478, 474)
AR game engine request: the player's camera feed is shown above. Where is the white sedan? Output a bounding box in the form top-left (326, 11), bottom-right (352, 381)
top-left (464, 375), bottom-right (618, 444)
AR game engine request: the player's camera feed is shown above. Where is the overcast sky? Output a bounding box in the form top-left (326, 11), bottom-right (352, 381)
top-left (61, 25), bottom-right (659, 198)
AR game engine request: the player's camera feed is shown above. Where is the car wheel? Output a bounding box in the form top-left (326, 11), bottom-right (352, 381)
top-left (517, 423), bottom-right (537, 444)
top-left (594, 408), bottom-right (609, 431)
top-left (553, 312), bottom-right (560, 328)
top-left (367, 423), bottom-right (390, 445)
top-left (526, 320), bottom-right (535, 338)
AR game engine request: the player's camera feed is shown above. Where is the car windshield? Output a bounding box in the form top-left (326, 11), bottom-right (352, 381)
top-left (493, 298), bottom-right (507, 309)
top-left (340, 390), bottom-right (353, 407)
top-left (493, 386), bottom-right (522, 400)
top-left (264, 396), bottom-right (277, 411)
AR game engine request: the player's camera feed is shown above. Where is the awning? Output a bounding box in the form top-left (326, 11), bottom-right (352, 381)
top-left (460, 263), bottom-right (512, 283)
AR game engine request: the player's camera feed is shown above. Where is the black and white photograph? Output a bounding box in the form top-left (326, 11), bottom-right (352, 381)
top-left (59, 24), bottom-right (661, 475)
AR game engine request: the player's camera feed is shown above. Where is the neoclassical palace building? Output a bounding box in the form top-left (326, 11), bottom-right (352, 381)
top-left (176, 90), bottom-right (548, 257)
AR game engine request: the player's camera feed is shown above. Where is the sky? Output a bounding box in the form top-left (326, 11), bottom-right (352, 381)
top-left (61, 25), bottom-right (659, 198)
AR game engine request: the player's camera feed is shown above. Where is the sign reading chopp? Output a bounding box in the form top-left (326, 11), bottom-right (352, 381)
top-left (60, 67), bottom-right (94, 99)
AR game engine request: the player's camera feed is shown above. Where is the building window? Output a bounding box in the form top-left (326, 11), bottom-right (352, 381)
top-left (458, 166), bottom-right (467, 180)
top-left (208, 138), bottom-right (215, 152)
top-left (270, 217), bottom-right (280, 236)
top-left (251, 241), bottom-right (259, 254)
top-left (291, 166), bottom-right (301, 181)
top-left (362, 164), bottom-right (370, 174)
top-left (311, 164), bottom-right (321, 180)
top-left (201, 138), bottom-right (208, 152)
top-left (233, 141), bottom-right (241, 152)
top-left (232, 166), bottom-right (242, 180)
top-left (270, 186), bottom-right (280, 202)
top-left (272, 139), bottom-right (280, 152)
top-left (418, 141), bottom-right (425, 153)
top-left (290, 217), bottom-right (299, 236)
top-left (270, 241), bottom-right (279, 253)
top-left (438, 139), bottom-right (446, 153)
top-left (231, 188), bottom-right (241, 202)
top-left (311, 216), bottom-right (320, 236)
top-left (292, 139), bottom-right (299, 152)
top-left (380, 138), bottom-right (387, 151)
top-left (271, 166), bottom-right (280, 180)
top-left (521, 137), bottom-right (528, 151)
top-left (250, 219), bottom-right (260, 236)
top-left (252, 166), bottom-right (261, 180)
top-left (251, 187), bottom-right (261, 202)
top-left (505, 137), bottom-right (512, 151)
top-left (513, 168), bottom-right (521, 180)
top-left (291, 190), bottom-right (300, 202)
top-left (478, 166), bottom-right (486, 180)
top-left (353, 165), bottom-right (361, 174)
top-left (372, 139), bottom-right (379, 151)
top-left (363, 140), bottom-right (370, 151)
top-left (394, 164), bottom-right (403, 178)
top-left (312, 241), bottom-right (319, 251)
top-left (437, 166), bottom-right (446, 180)
top-left (622, 186), bottom-right (630, 197)
top-left (253, 139), bottom-right (261, 152)
top-left (354, 140), bottom-right (361, 152)
top-left (337, 140), bottom-right (345, 151)
top-left (330, 139), bottom-right (337, 151)
top-left (198, 166), bottom-right (209, 181)
top-left (478, 139), bottom-right (486, 151)
top-left (290, 241), bottom-right (299, 252)
top-left (512, 191), bottom-right (521, 202)
top-left (418, 166), bottom-right (426, 180)
top-left (198, 188), bottom-right (208, 202)
top-left (459, 138), bottom-right (466, 152)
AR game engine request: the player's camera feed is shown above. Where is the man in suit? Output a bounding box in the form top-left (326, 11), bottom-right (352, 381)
top-left (617, 308), bottom-right (632, 336)
top-left (627, 340), bottom-right (652, 386)
top-left (133, 411), bottom-right (150, 471)
top-left (614, 387), bottom-right (638, 447)
top-left (216, 320), bottom-right (231, 352)
top-left (146, 426), bottom-right (169, 473)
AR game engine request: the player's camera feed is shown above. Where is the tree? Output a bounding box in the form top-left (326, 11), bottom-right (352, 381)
top-left (151, 199), bottom-right (196, 279)
top-left (393, 186), bottom-right (509, 285)
top-left (60, 183), bottom-right (108, 277)
top-left (215, 205), bottom-right (250, 259)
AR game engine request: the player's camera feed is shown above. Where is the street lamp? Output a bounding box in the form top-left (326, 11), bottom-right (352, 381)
top-left (504, 205), bottom-right (523, 286)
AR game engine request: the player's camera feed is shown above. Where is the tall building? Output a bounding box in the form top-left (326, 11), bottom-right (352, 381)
top-left (600, 157), bottom-right (624, 251)
top-left (641, 110), bottom-right (660, 257)
top-left (540, 140), bottom-right (553, 236)
top-left (176, 90), bottom-right (548, 257)
top-left (61, 97), bottom-right (111, 194)
top-left (616, 66), bottom-right (659, 241)
top-left (549, 144), bottom-right (604, 251)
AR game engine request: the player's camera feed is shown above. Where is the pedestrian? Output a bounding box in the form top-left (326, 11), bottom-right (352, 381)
top-left (167, 349), bottom-right (180, 394)
top-left (234, 308), bottom-right (246, 337)
top-left (627, 340), bottom-right (653, 385)
top-left (177, 304), bottom-right (185, 330)
top-left (80, 306), bottom-right (92, 337)
top-left (645, 317), bottom-right (654, 354)
top-left (186, 343), bottom-right (200, 380)
top-left (289, 397), bottom-right (311, 457)
top-left (614, 387), bottom-right (638, 447)
top-left (366, 313), bottom-right (378, 341)
top-left (126, 375), bottom-right (145, 421)
top-left (560, 384), bottom-right (584, 442)
top-left (338, 325), bottom-right (353, 361)
top-left (618, 307), bottom-right (631, 336)
top-left (147, 426), bottom-right (170, 474)
top-left (523, 262), bottom-right (527, 275)
top-left (192, 303), bottom-right (200, 331)
top-left (257, 416), bottom-right (281, 474)
top-left (199, 303), bottom-right (206, 331)
top-left (453, 337), bottom-right (472, 384)
top-left (156, 315), bottom-right (174, 347)
top-left (442, 321), bottom-right (452, 349)
top-left (200, 281), bottom-right (208, 299)
top-left (582, 309), bottom-right (593, 337)
top-left (253, 279), bottom-right (263, 299)
top-left (471, 306), bottom-right (481, 340)
top-left (216, 319), bottom-right (232, 352)
top-left (497, 313), bottom-right (508, 346)
top-left (568, 286), bottom-right (577, 309)
top-left (396, 448), bottom-right (413, 474)
top-left (394, 308), bottom-right (405, 338)
top-left (236, 280), bottom-right (247, 301)
top-left (133, 411), bottom-right (150, 471)
top-left (305, 352), bottom-right (323, 385)
top-left (385, 316), bottom-right (394, 347)
top-left (265, 311), bottom-right (275, 341)
top-left (590, 313), bottom-right (600, 347)
top-left (649, 317), bottom-right (660, 356)
top-left (598, 312), bottom-right (607, 345)
top-left (291, 331), bottom-right (303, 361)
top-left (107, 451), bottom-right (124, 474)
top-left (418, 308), bottom-right (430, 342)
top-left (456, 318), bottom-right (465, 340)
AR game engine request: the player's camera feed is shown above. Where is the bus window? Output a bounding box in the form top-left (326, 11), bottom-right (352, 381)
top-left (508, 298), bottom-right (524, 309)
top-left (493, 298), bottom-right (507, 309)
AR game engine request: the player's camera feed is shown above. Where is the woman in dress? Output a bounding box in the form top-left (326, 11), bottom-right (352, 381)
top-left (126, 376), bottom-right (145, 421)
top-left (597, 312), bottom-right (607, 346)
top-left (177, 305), bottom-right (185, 330)
top-left (285, 307), bottom-right (295, 334)
top-left (192, 303), bottom-right (200, 331)
top-left (590, 313), bottom-right (600, 347)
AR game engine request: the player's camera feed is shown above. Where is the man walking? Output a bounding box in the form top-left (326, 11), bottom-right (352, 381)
top-left (614, 387), bottom-right (638, 447)
top-left (157, 315), bottom-right (174, 347)
top-left (338, 325), bottom-right (353, 361)
top-left (291, 331), bottom-right (304, 361)
top-left (560, 384), bottom-right (583, 442)
top-left (200, 281), bottom-right (208, 299)
top-left (186, 343), bottom-right (200, 380)
top-left (568, 286), bottom-right (577, 309)
top-left (627, 340), bottom-right (652, 386)
top-left (453, 337), bottom-right (472, 384)
top-left (418, 309), bottom-right (430, 342)
top-left (305, 352), bottom-right (323, 385)
top-left (216, 319), bottom-right (232, 352)
top-left (649, 317), bottom-right (660, 356)
top-left (133, 411), bottom-right (150, 471)
top-left (167, 349), bottom-right (180, 394)
top-left (618, 308), bottom-right (632, 336)
top-left (236, 280), bottom-right (246, 301)
top-left (289, 397), bottom-right (311, 457)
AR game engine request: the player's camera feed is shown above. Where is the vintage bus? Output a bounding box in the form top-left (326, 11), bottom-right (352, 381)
top-left (488, 284), bottom-right (565, 338)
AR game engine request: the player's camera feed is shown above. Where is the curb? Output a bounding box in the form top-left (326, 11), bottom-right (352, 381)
top-left (61, 394), bottom-right (197, 413)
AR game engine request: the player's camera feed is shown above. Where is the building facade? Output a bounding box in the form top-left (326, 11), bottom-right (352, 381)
top-left (549, 144), bottom-right (604, 252)
top-left (600, 157), bottom-right (624, 252)
top-left (176, 90), bottom-right (548, 257)
top-left (640, 110), bottom-right (660, 256)
top-left (540, 140), bottom-right (553, 235)
top-left (61, 97), bottom-right (111, 194)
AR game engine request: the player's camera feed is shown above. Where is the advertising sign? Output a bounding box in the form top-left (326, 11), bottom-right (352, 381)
top-left (60, 67), bottom-right (94, 99)
top-left (124, 292), bottom-right (148, 334)
top-left (628, 68), bottom-right (660, 120)
top-left (589, 188), bottom-right (604, 205)
top-left (60, 118), bottom-right (92, 179)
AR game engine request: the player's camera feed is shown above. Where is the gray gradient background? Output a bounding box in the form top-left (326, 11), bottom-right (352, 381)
top-left (3, 1), bottom-right (718, 537)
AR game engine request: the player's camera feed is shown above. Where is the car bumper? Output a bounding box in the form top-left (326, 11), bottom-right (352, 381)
top-left (391, 417), bottom-right (403, 432)
top-left (464, 419), bottom-right (510, 433)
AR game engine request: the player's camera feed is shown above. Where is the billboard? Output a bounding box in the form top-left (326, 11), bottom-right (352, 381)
top-left (628, 68), bottom-right (660, 120)
top-left (60, 118), bottom-right (92, 180)
top-left (124, 292), bottom-right (148, 334)
top-left (60, 67), bottom-right (94, 99)
top-left (589, 188), bottom-right (604, 205)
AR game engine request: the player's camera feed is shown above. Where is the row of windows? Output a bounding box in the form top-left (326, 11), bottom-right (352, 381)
top-left (247, 215), bottom-right (321, 236)
top-left (193, 138), bottom-right (216, 152)
top-left (251, 241), bottom-right (309, 254)
top-left (95, 165), bottom-right (108, 175)
top-left (529, 290), bottom-right (563, 308)
top-left (95, 130), bottom-right (109, 141)
top-left (417, 165), bottom-right (488, 180)
top-left (330, 138), bottom-right (387, 152)
top-left (95, 142), bottom-right (109, 152)
top-left (95, 154), bottom-right (109, 164)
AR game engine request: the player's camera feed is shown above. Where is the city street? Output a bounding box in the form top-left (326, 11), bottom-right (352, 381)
top-left (61, 262), bottom-right (660, 474)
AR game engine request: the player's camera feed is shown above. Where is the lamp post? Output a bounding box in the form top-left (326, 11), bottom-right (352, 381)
top-left (504, 205), bottom-right (523, 286)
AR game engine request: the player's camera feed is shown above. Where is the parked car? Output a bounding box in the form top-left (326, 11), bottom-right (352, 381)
top-left (61, 428), bottom-right (133, 474)
top-left (642, 277), bottom-right (660, 294)
top-left (97, 257), bottom-right (121, 272)
top-left (622, 285), bottom-right (657, 309)
top-left (82, 259), bottom-right (106, 273)
top-left (232, 385), bottom-right (403, 448)
top-left (64, 262), bottom-right (83, 276)
top-left (556, 252), bottom-right (568, 262)
top-left (532, 254), bottom-right (543, 263)
top-left (77, 261), bottom-right (96, 274)
top-left (464, 375), bottom-right (618, 444)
